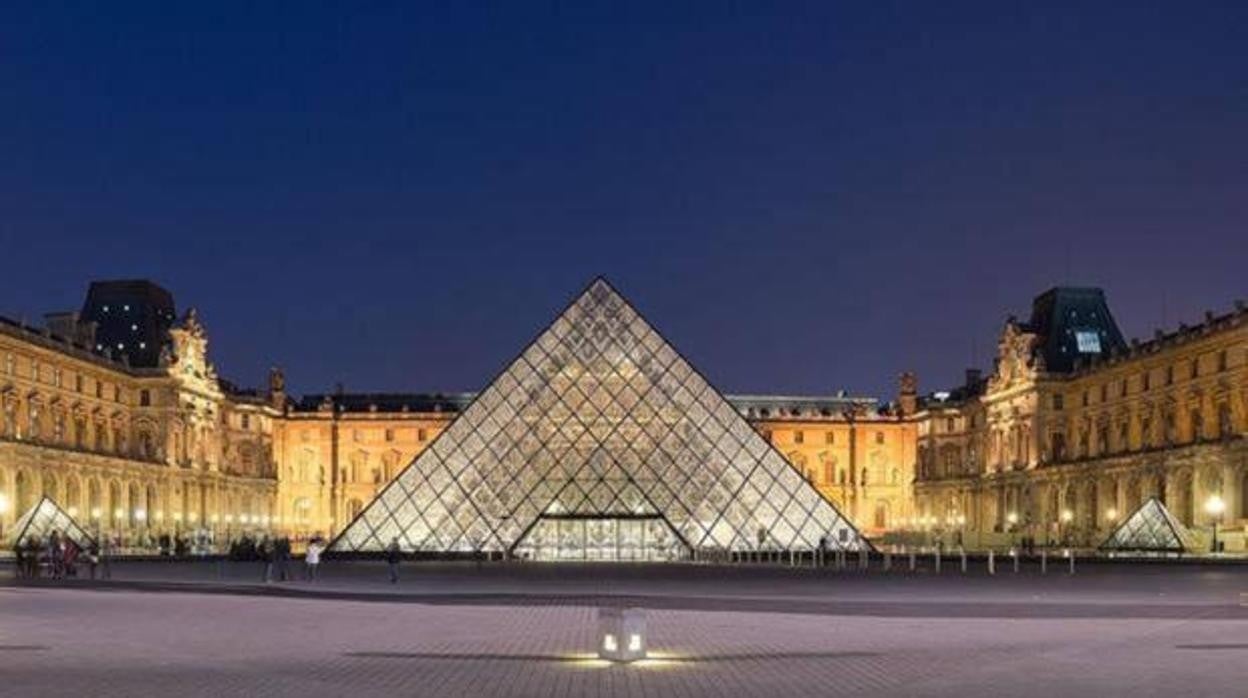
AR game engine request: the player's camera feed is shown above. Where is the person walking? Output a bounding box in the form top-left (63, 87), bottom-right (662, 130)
top-left (305, 538), bottom-right (322, 582)
top-left (386, 537), bottom-right (401, 584)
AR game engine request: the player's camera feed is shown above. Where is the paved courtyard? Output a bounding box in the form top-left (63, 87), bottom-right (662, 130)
top-left (2, 561), bottom-right (1247, 697)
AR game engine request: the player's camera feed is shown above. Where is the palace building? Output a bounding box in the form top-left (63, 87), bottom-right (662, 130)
top-left (0, 279), bottom-right (1243, 554)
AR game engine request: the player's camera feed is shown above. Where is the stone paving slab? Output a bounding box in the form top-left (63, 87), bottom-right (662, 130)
top-left (2, 562), bottom-right (1247, 697)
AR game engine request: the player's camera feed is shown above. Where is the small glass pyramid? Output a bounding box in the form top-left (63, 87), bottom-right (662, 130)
top-left (8, 496), bottom-right (95, 550)
top-left (1099, 497), bottom-right (1196, 553)
top-left (330, 278), bottom-right (867, 560)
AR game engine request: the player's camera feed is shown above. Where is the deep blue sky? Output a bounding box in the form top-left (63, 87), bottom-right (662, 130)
top-left (1, 3), bottom-right (1244, 400)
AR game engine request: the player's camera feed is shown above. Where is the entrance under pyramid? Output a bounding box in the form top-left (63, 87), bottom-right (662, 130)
top-left (330, 278), bottom-right (867, 560)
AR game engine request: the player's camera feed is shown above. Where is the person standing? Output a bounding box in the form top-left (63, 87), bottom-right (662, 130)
top-left (259, 537), bottom-right (274, 583)
top-left (305, 538), bottom-right (322, 582)
top-left (386, 537), bottom-right (401, 584)
top-left (47, 530), bottom-right (63, 580)
top-left (276, 536), bottom-right (291, 582)
top-left (87, 539), bottom-right (100, 580)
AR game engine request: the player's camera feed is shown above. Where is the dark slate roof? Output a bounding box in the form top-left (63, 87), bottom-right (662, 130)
top-left (1025, 286), bottom-right (1127, 374)
top-left (294, 392), bottom-right (476, 414)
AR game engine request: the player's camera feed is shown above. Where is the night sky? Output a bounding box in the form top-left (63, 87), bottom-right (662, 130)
top-left (2, 3), bottom-right (1244, 401)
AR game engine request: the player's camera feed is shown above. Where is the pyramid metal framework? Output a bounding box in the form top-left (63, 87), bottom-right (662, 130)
top-left (1099, 497), bottom-right (1196, 553)
top-left (8, 496), bottom-right (95, 550)
top-left (331, 279), bottom-right (867, 560)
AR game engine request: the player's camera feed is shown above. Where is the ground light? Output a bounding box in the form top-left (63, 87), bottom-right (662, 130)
top-left (597, 607), bottom-right (647, 662)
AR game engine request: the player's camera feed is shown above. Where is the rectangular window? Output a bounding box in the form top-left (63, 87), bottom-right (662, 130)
top-left (875, 431), bottom-right (885, 445)
top-left (1142, 372), bottom-right (1150, 391)
top-left (1075, 330), bottom-right (1102, 353)
top-left (1099, 384), bottom-right (1108, 403)
top-left (417, 428), bottom-right (427, 442)
top-left (385, 428), bottom-right (395, 442)
top-left (824, 431), bottom-right (834, 445)
top-left (1190, 359), bottom-right (1199, 379)
top-left (139, 390), bottom-right (151, 407)
top-left (1052, 394), bottom-right (1064, 411)
top-left (1120, 380), bottom-right (1127, 398)
top-left (113, 386), bottom-right (121, 402)
top-left (1082, 390), bottom-right (1089, 407)
top-left (96, 382), bottom-right (104, 399)
top-left (75, 374), bottom-right (83, 392)
top-left (54, 368), bottom-right (63, 388)
top-left (240, 413), bottom-right (249, 429)
top-left (793, 430), bottom-right (804, 444)
top-left (1166, 366), bottom-right (1174, 385)
top-left (1218, 350), bottom-right (1228, 372)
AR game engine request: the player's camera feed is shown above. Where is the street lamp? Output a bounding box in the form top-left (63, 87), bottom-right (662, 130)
top-left (1205, 495), bottom-right (1226, 553)
top-left (1105, 508), bottom-right (1118, 524)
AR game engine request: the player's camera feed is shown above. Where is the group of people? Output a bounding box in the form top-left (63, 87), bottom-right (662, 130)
top-left (225, 534), bottom-right (326, 583)
top-left (13, 530), bottom-right (113, 580)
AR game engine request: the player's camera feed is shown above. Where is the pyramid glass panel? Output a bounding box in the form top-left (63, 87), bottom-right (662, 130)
top-left (330, 278), bottom-right (867, 559)
top-left (1099, 497), bottom-right (1197, 553)
top-left (8, 496), bottom-right (95, 550)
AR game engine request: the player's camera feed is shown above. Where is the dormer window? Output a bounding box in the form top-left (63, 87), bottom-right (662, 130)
top-left (1075, 330), bottom-right (1101, 354)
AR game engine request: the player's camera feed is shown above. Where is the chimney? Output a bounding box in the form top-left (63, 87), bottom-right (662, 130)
top-left (897, 372), bottom-right (918, 416)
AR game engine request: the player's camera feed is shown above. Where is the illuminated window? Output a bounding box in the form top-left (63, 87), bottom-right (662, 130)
top-left (1075, 331), bottom-right (1101, 353)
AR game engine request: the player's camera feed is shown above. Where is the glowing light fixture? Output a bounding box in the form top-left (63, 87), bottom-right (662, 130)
top-left (598, 608), bottom-right (647, 662)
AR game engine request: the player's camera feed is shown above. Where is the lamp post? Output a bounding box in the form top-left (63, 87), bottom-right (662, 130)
top-left (1060, 509), bottom-right (1073, 546)
top-left (1205, 495), bottom-right (1225, 554)
top-left (1006, 511), bottom-right (1019, 549)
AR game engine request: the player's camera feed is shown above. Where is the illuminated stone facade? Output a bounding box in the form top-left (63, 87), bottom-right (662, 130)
top-left (2, 280), bottom-right (1242, 553)
top-left (0, 298), bottom-right (278, 545)
top-left (913, 290), bottom-right (1248, 551)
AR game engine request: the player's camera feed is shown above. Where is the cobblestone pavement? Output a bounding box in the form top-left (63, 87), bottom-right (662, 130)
top-left (2, 562), bottom-right (1247, 697)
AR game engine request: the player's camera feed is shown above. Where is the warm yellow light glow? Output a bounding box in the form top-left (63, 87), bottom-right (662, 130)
top-left (0, 492), bottom-right (9, 514)
top-left (173, 512), bottom-right (183, 522)
top-left (135, 508), bottom-right (147, 521)
top-left (1205, 495), bottom-right (1225, 517)
top-left (1060, 509), bottom-right (1073, 523)
top-left (628, 634), bottom-right (642, 652)
top-left (90, 507), bottom-right (101, 520)
top-left (67, 506), bottom-right (79, 517)
top-left (113, 508), bottom-right (124, 519)
top-left (1006, 512), bottom-right (1019, 525)
top-left (602, 634), bottom-right (617, 653)
top-left (1106, 508), bottom-right (1118, 521)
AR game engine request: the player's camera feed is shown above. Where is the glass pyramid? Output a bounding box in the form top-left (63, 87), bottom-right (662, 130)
top-left (331, 278), bottom-right (867, 560)
top-left (1099, 497), bottom-right (1196, 553)
top-left (8, 496), bottom-right (95, 550)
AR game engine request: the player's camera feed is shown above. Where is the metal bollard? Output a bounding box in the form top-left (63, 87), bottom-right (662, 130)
top-left (908, 550), bottom-right (916, 572)
top-left (987, 549), bottom-right (995, 575)
top-left (959, 547), bottom-right (967, 574)
top-left (858, 548), bottom-right (868, 571)
top-left (934, 549), bottom-right (941, 574)
top-left (1066, 549), bottom-right (1075, 575)
top-left (1041, 550), bottom-right (1047, 575)
top-left (883, 551), bottom-right (892, 572)
top-left (1011, 548), bottom-right (1019, 574)
top-left (789, 550), bottom-right (795, 567)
